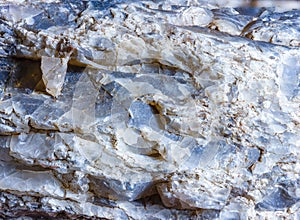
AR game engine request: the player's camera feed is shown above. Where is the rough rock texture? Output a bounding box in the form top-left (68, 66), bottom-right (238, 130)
top-left (0, 0), bottom-right (300, 219)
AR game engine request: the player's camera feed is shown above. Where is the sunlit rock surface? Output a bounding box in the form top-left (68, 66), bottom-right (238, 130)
top-left (0, 0), bottom-right (300, 219)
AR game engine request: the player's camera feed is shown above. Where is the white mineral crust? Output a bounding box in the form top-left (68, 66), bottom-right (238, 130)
top-left (0, 0), bottom-right (299, 219)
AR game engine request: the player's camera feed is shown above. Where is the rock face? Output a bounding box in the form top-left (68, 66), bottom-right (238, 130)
top-left (0, 0), bottom-right (300, 219)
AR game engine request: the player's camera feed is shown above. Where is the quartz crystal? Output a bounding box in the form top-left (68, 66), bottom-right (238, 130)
top-left (0, 0), bottom-right (299, 219)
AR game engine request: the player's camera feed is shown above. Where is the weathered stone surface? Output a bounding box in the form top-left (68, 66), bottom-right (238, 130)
top-left (0, 0), bottom-right (299, 219)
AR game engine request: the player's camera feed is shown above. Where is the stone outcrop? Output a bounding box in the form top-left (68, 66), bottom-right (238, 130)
top-left (0, 0), bottom-right (299, 219)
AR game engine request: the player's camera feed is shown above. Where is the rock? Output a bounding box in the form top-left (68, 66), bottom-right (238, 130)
top-left (0, 0), bottom-right (299, 219)
top-left (41, 56), bottom-right (69, 97)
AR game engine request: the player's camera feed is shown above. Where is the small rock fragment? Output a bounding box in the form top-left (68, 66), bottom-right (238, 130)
top-left (41, 56), bottom-right (68, 97)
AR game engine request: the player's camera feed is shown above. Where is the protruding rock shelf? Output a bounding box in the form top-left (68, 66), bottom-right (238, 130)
top-left (0, 0), bottom-right (299, 219)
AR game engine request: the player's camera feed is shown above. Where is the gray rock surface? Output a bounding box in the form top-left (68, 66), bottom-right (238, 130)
top-left (0, 0), bottom-right (299, 219)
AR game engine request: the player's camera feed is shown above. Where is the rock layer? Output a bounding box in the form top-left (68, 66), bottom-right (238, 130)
top-left (0, 0), bottom-right (300, 219)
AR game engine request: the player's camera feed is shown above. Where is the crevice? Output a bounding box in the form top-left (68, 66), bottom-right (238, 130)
top-left (8, 58), bottom-right (46, 94)
top-left (257, 147), bottom-right (265, 162)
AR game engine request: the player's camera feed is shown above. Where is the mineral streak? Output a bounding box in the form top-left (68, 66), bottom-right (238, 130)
top-left (0, 0), bottom-right (299, 219)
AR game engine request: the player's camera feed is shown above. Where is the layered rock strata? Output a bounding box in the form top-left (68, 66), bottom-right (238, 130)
top-left (0, 0), bottom-right (299, 219)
